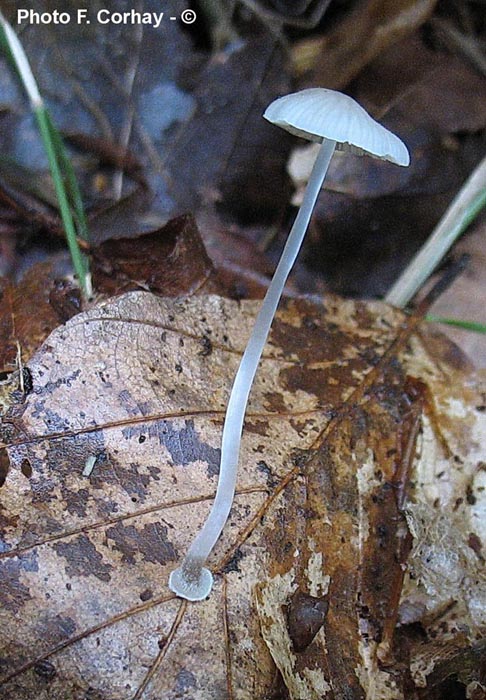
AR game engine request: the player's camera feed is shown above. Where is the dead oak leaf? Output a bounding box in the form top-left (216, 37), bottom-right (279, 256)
top-left (0, 263), bottom-right (81, 374)
top-left (0, 292), bottom-right (484, 699)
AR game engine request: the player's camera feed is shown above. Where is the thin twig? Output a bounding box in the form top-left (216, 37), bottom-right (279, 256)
top-left (414, 254), bottom-right (470, 316)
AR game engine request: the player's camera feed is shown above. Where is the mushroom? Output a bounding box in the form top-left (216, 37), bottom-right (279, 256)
top-left (169, 88), bottom-right (410, 601)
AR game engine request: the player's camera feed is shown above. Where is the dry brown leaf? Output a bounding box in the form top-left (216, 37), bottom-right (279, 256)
top-left (0, 263), bottom-right (81, 373)
top-left (91, 215), bottom-right (220, 298)
top-left (292, 0), bottom-right (438, 89)
top-left (0, 292), bottom-right (484, 699)
top-left (427, 221), bottom-right (486, 369)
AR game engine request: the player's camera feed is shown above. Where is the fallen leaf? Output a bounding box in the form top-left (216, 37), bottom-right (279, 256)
top-left (90, 211), bottom-right (272, 302)
top-left (244, 0), bottom-right (332, 29)
top-left (353, 48), bottom-right (486, 135)
top-left (0, 292), bottom-right (484, 698)
top-left (288, 29), bottom-right (486, 299)
top-left (0, 1), bottom-right (291, 245)
top-left (0, 263), bottom-right (81, 372)
top-left (292, 0), bottom-right (438, 89)
top-left (426, 220), bottom-right (486, 369)
top-left (91, 214), bottom-right (220, 297)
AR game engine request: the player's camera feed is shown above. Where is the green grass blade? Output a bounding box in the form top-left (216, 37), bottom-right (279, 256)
top-left (0, 11), bottom-right (91, 297)
top-left (34, 105), bottom-right (91, 295)
top-left (43, 110), bottom-right (90, 242)
top-left (0, 13), bottom-right (42, 107)
top-left (426, 314), bottom-right (486, 334)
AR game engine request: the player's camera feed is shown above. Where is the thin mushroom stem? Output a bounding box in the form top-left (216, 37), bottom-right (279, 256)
top-left (169, 138), bottom-right (337, 601)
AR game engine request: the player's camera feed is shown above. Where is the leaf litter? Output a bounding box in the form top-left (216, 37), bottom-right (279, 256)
top-left (0, 1), bottom-right (485, 697)
top-left (0, 0), bottom-right (291, 243)
top-left (0, 291), bottom-right (484, 699)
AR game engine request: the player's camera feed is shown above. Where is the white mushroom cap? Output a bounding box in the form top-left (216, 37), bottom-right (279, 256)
top-left (264, 88), bottom-right (410, 167)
